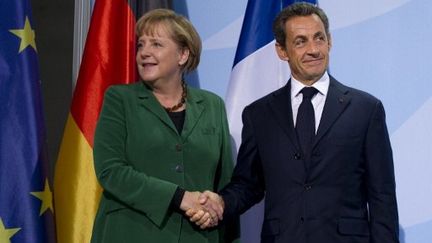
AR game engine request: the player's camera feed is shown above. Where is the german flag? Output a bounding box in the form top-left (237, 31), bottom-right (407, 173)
top-left (54, 1), bottom-right (171, 242)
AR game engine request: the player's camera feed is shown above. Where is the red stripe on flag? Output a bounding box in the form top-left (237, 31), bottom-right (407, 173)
top-left (71, 0), bottom-right (137, 147)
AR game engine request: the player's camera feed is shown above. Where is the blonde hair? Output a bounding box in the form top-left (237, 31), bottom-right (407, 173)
top-left (136, 9), bottom-right (201, 73)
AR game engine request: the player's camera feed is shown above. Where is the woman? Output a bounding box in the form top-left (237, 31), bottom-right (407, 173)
top-left (90, 9), bottom-right (238, 243)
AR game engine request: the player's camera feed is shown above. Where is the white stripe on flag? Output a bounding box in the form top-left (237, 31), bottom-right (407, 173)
top-left (226, 40), bottom-right (290, 152)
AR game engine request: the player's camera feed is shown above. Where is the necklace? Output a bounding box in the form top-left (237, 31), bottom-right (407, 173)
top-left (164, 81), bottom-right (187, 112)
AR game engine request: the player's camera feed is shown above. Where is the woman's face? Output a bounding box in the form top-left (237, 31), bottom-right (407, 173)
top-left (136, 24), bottom-right (189, 83)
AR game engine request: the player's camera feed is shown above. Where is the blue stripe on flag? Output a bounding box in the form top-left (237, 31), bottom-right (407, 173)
top-left (283, 0), bottom-right (318, 8)
top-left (233, 0), bottom-right (318, 67)
top-left (233, 0), bottom-right (282, 66)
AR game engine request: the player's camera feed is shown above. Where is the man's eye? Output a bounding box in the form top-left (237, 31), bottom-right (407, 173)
top-left (295, 39), bottom-right (305, 46)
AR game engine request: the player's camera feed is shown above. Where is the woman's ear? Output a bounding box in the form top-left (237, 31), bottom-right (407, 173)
top-left (178, 48), bottom-right (190, 66)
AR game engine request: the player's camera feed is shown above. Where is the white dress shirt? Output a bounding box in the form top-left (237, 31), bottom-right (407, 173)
top-left (291, 72), bottom-right (330, 133)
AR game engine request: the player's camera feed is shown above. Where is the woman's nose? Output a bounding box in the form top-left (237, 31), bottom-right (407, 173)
top-left (137, 45), bottom-right (150, 57)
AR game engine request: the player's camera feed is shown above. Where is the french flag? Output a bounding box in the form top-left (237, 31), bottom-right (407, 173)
top-left (225, 0), bottom-right (317, 241)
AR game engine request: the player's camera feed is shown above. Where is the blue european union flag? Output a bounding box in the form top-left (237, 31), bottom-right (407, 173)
top-left (0, 0), bottom-right (55, 242)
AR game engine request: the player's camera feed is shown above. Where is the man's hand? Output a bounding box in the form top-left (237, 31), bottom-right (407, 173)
top-left (200, 190), bottom-right (224, 221)
top-left (185, 190), bottom-right (225, 229)
top-left (180, 191), bottom-right (213, 229)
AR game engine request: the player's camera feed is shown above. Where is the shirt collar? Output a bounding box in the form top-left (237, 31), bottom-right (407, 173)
top-left (291, 71), bottom-right (330, 98)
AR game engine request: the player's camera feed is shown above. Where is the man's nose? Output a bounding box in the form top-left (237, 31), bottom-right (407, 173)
top-left (306, 42), bottom-right (320, 55)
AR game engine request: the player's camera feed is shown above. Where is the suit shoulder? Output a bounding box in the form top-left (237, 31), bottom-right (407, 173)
top-left (344, 85), bottom-right (381, 104)
top-left (105, 82), bottom-right (140, 93)
top-left (189, 86), bottom-right (224, 105)
top-left (245, 85), bottom-right (287, 110)
top-left (332, 78), bottom-right (381, 105)
top-left (103, 82), bottom-right (142, 99)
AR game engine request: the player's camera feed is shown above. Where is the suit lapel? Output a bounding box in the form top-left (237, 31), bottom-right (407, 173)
top-left (181, 87), bottom-right (205, 142)
top-left (268, 81), bottom-right (306, 181)
top-left (268, 81), bottom-right (301, 151)
top-left (137, 82), bottom-right (178, 134)
top-left (313, 77), bottom-right (351, 149)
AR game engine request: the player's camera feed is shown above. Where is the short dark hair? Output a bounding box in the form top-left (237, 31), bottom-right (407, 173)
top-left (273, 2), bottom-right (330, 47)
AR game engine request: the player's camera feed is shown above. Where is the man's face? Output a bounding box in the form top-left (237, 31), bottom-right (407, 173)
top-left (276, 14), bottom-right (331, 85)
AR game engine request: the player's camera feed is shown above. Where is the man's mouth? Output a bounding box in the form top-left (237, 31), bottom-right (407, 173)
top-left (304, 58), bottom-right (323, 65)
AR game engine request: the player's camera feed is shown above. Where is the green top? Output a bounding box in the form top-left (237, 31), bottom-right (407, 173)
top-left (91, 82), bottom-right (239, 243)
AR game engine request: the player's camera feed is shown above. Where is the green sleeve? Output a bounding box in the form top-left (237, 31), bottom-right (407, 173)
top-left (216, 98), bottom-right (240, 243)
top-left (216, 98), bottom-right (235, 191)
top-left (94, 87), bottom-right (177, 227)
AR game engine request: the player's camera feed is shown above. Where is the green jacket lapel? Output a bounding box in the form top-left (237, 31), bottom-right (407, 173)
top-left (182, 87), bottom-right (205, 142)
top-left (136, 82), bottom-right (178, 134)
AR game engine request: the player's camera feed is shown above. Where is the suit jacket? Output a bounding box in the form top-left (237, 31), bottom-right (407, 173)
top-left (220, 77), bottom-right (399, 243)
top-left (91, 82), bottom-right (239, 243)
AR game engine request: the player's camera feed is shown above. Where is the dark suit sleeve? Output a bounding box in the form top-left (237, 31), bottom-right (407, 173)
top-left (364, 100), bottom-right (399, 242)
top-left (220, 105), bottom-right (266, 221)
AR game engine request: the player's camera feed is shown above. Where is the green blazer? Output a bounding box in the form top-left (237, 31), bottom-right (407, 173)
top-left (91, 82), bottom-right (239, 243)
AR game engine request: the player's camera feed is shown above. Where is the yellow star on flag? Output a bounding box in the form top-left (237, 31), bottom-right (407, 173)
top-left (30, 179), bottom-right (54, 216)
top-left (0, 217), bottom-right (20, 243)
top-left (9, 16), bottom-right (37, 53)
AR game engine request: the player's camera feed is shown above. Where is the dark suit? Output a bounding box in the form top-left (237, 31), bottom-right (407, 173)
top-left (220, 77), bottom-right (399, 243)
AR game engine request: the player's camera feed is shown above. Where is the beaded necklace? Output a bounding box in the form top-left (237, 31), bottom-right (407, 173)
top-left (163, 81), bottom-right (187, 112)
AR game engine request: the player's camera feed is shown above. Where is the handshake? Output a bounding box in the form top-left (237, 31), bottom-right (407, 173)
top-left (179, 190), bottom-right (225, 229)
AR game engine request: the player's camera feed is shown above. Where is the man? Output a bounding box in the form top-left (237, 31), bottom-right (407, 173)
top-left (188, 2), bottom-right (399, 243)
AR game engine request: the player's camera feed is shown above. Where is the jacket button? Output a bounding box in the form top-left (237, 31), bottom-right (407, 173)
top-left (175, 144), bottom-right (182, 151)
top-left (304, 184), bottom-right (312, 191)
top-left (294, 153), bottom-right (301, 160)
top-left (175, 165), bottom-right (183, 173)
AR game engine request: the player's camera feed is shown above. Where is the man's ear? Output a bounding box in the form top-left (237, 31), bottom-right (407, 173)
top-left (327, 33), bottom-right (332, 50)
top-left (275, 42), bottom-right (289, 61)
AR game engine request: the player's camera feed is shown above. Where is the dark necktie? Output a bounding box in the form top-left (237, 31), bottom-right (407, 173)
top-left (295, 87), bottom-right (318, 160)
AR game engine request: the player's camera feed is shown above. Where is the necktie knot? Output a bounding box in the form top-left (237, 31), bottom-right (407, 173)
top-left (300, 87), bottom-right (318, 99)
